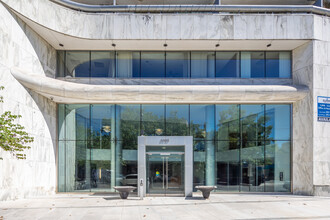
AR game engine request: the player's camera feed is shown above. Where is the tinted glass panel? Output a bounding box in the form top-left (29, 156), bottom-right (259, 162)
top-left (241, 141), bottom-right (265, 192)
top-left (141, 105), bottom-right (165, 136)
top-left (193, 140), bottom-right (206, 190)
top-left (91, 52), bottom-right (115, 77)
top-left (116, 52), bottom-right (140, 78)
top-left (90, 141), bottom-right (111, 191)
top-left (116, 105), bottom-right (140, 142)
top-left (191, 52), bottom-right (215, 78)
top-left (266, 52), bottom-right (291, 78)
top-left (216, 141), bottom-right (240, 192)
top-left (165, 105), bottom-right (189, 136)
top-left (91, 105), bottom-right (114, 149)
top-left (190, 105), bottom-right (215, 140)
top-left (241, 52), bottom-right (265, 78)
top-left (141, 52), bottom-right (165, 78)
top-left (266, 105), bottom-right (291, 141)
top-left (216, 105), bottom-right (239, 141)
top-left (57, 51), bottom-right (65, 77)
top-left (166, 52), bottom-right (190, 78)
top-left (65, 104), bottom-right (90, 141)
top-left (116, 140), bottom-right (138, 187)
top-left (241, 105), bottom-right (264, 144)
top-left (265, 141), bottom-right (291, 192)
top-left (66, 51), bottom-right (90, 77)
top-left (216, 52), bottom-right (239, 78)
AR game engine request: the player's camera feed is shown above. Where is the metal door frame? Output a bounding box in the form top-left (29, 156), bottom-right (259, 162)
top-left (138, 136), bottom-right (193, 197)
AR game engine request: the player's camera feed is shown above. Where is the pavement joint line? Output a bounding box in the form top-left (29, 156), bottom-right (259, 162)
top-left (1, 198), bottom-right (329, 210)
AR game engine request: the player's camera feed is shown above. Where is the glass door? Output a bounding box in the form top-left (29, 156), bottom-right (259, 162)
top-left (146, 152), bottom-right (184, 196)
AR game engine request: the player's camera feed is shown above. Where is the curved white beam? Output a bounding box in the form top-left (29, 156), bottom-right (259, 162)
top-left (11, 67), bottom-right (309, 104)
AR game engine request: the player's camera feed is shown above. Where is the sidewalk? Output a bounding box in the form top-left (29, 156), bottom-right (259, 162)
top-left (1, 193), bottom-right (330, 220)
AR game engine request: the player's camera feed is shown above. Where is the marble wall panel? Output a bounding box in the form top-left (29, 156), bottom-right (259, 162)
top-left (0, 3), bottom-right (57, 201)
top-left (166, 15), bottom-right (181, 39)
top-left (233, 15), bottom-right (247, 39)
top-left (1, 0), bottom-right (323, 41)
top-left (206, 15), bottom-right (221, 39)
top-left (293, 41), bottom-right (313, 74)
top-left (273, 15), bottom-right (288, 39)
top-left (292, 41), bottom-right (314, 195)
top-left (219, 15), bottom-right (234, 39)
top-left (153, 15), bottom-right (166, 40)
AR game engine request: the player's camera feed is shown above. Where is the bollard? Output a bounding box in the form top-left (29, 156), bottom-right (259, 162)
top-left (140, 178), bottom-right (144, 200)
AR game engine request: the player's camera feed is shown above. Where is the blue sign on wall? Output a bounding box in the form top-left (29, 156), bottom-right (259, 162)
top-left (318, 96), bottom-right (330, 122)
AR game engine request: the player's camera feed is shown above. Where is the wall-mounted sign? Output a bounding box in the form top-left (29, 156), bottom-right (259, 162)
top-left (317, 96), bottom-right (330, 122)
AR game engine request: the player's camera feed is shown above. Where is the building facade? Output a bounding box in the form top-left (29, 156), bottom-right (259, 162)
top-left (0, 0), bottom-right (330, 200)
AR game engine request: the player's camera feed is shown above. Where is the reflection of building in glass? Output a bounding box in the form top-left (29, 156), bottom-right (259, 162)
top-left (1, 0), bottom-right (330, 200)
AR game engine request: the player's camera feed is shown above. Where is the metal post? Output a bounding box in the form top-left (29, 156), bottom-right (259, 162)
top-left (140, 178), bottom-right (144, 200)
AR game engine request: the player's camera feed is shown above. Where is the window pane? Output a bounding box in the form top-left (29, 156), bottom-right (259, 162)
top-left (216, 141), bottom-right (240, 192)
top-left (266, 52), bottom-right (291, 78)
top-left (265, 141), bottom-right (291, 192)
top-left (165, 105), bottom-right (189, 136)
top-left (216, 52), bottom-right (239, 78)
top-left (91, 52), bottom-right (114, 77)
top-left (240, 141), bottom-right (265, 192)
top-left (57, 51), bottom-right (65, 77)
top-left (193, 140), bottom-right (205, 190)
top-left (65, 51), bottom-right (90, 77)
top-left (166, 52), bottom-right (190, 78)
top-left (116, 140), bottom-right (138, 187)
top-left (141, 105), bottom-right (165, 136)
top-left (116, 105), bottom-right (141, 142)
top-left (190, 105), bottom-right (215, 140)
top-left (63, 141), bottom-right (91, 192)
top-left (58, 141), bottom-right (66, 192)
top-left (58, 104), bottom-right (65, 141)
top-left (265, 105), bottom-right (291, 141)
top-left (241, 52), bottom-right (265, 78)
top-left (191, 52), bottom-right (215, 78)
top-left (91, 104), bottom-right (114, 149)
top-left (116, 51), bottom-right (140, 78)
top-left (216, 105), bottom-right (239, 141)
top-left (241, 105), bottom-right (264, 144)
top-left (65, 104), bottom-right (90, 141)
top-left (141, 52), bottom-right (165, 78)
top-left (90, 141), bottom-right (112, 191)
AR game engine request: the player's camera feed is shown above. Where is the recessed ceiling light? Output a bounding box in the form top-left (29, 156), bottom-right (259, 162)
top-left (163, 43), bottom-right (168, 47)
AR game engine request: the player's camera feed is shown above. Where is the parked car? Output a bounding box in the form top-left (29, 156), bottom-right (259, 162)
top-left (121, 174), bottom-right (138, 186)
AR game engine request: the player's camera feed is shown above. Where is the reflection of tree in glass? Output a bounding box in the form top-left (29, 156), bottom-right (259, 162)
top-left (217, 105), bottom-right (273, 149)
top-left (166, 110), bottom-right (189, 136)
top-left (120, 106), bottom-right (140, 150)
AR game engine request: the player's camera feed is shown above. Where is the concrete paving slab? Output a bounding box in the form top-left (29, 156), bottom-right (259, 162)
top-left (1, 193), bottom-right (330, 220)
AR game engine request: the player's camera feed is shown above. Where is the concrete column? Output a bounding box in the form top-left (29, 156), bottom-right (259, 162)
top-left (205, 105), bottom-right (215, 186)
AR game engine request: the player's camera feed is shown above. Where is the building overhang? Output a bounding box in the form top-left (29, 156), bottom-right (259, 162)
top-left (2, 1), bottom-right (312, 51)
top-left (11, 67), bottom-right (309, 104)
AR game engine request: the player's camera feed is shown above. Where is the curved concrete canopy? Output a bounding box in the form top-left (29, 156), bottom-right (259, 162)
top-left (69, 0), bottom-right (315, 5)
top-left (11, 67), bottom-right (309, 104)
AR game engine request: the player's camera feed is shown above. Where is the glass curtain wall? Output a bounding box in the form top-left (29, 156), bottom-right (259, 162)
top-left (57, 51), bottom-right (291, 79)
top-left (58, 104), bottom-right (291, 193)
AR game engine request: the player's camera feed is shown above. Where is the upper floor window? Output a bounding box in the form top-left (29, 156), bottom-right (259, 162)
top-left (57, 51), bottom-right (291, 79)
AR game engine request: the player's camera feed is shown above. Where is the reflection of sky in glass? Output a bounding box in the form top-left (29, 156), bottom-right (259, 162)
top-left (142, 105), bottom-right (164, 119)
